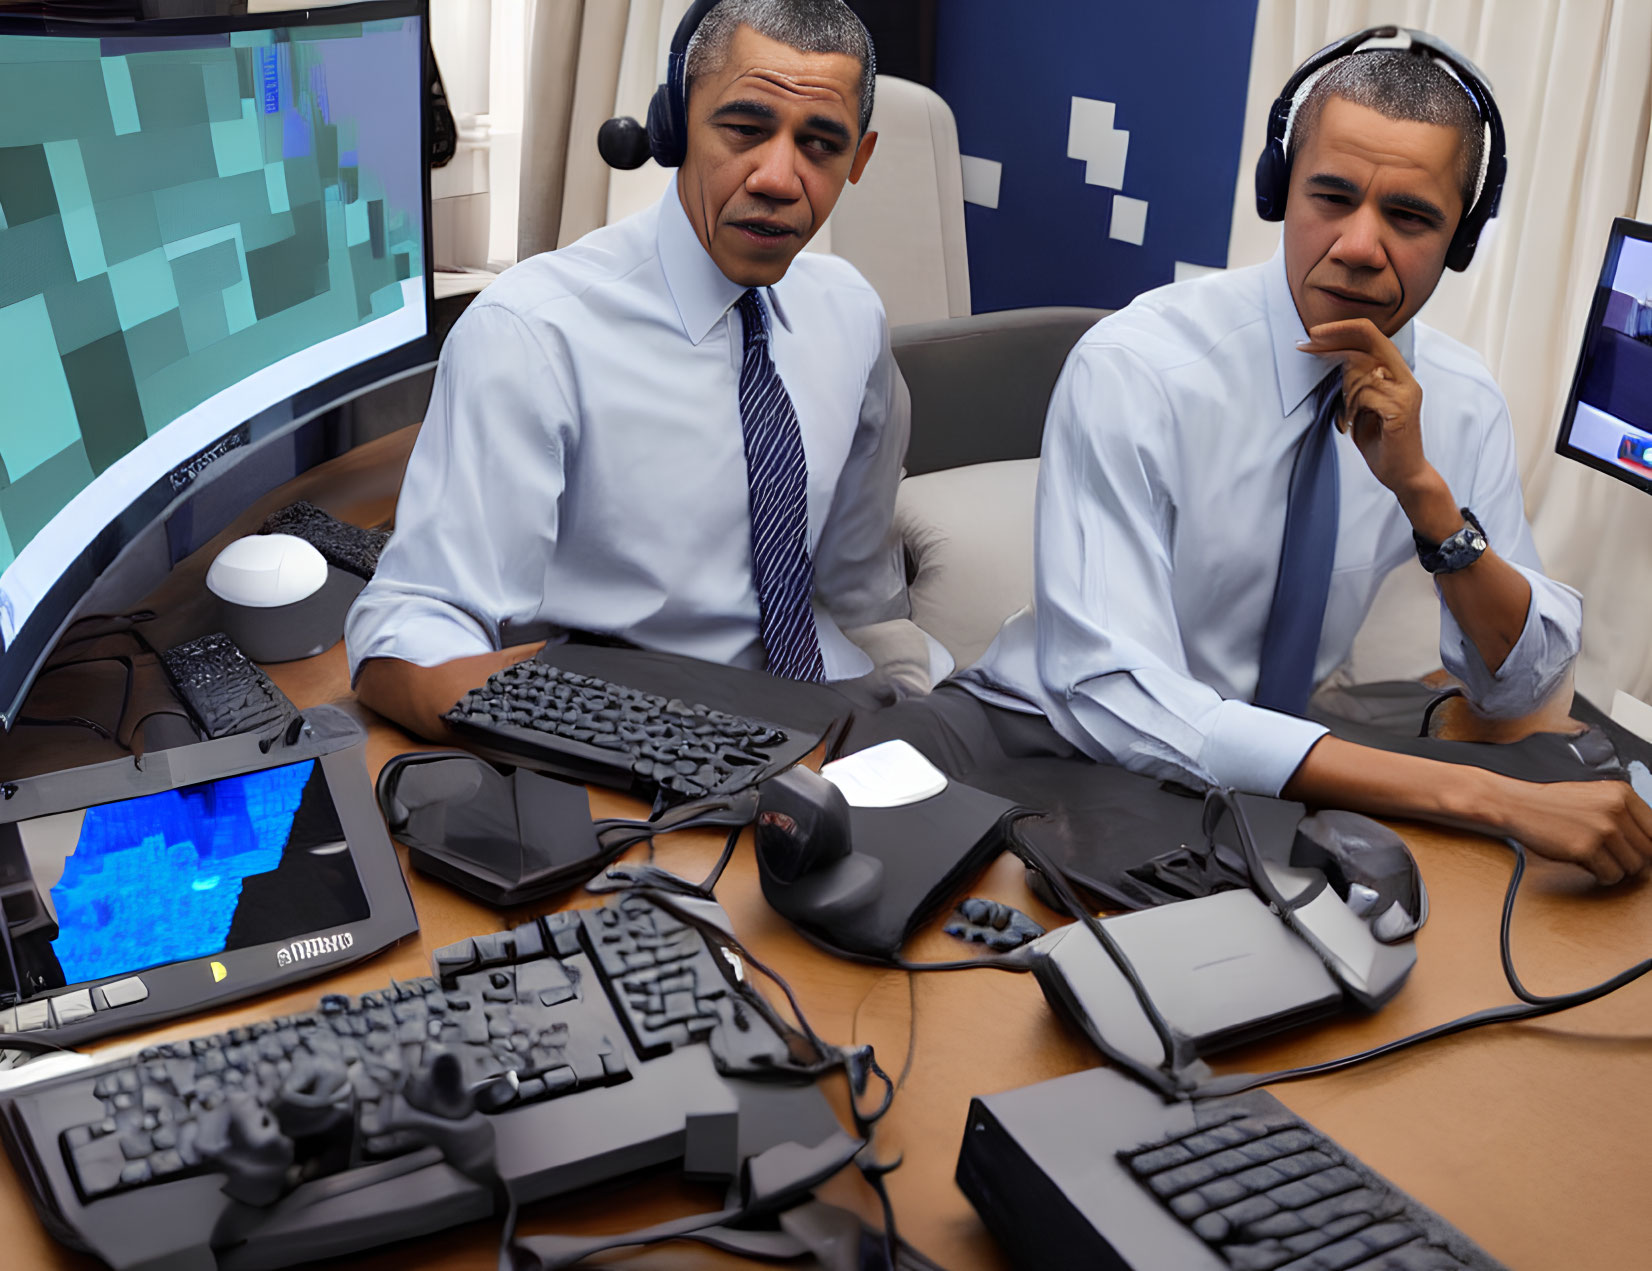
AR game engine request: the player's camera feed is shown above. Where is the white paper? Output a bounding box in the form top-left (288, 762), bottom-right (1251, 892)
top-left (820, 739), bottom-right (947, 808)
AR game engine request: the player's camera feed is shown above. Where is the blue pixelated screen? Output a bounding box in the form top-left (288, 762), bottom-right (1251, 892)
top-left (15, 758), bottom-right (368, 988)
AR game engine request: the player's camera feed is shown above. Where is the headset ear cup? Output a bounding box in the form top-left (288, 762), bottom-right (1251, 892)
top-left (644, 83), bottom-right (683, 168)
top-left (1254, 140), bottom-right (1289, 221)
top-left (1444, 225), bottom-right (1477, 272)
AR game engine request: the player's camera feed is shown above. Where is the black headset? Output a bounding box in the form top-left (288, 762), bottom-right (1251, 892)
top-left (597, 0), bottom-right (874, 172)
top-left (599, 0), bottom-right (726, 171)
top-left (1253, 25), bottom-right (1507, 272)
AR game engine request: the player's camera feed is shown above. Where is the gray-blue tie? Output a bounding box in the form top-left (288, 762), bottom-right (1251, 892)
top-left (736, 290), bottom-right (825, 682)
top-left (1254, 376), bottom-right (1342, 715)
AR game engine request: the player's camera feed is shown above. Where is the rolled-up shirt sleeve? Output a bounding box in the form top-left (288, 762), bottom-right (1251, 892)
top-left (1436, 394), bottom-right (1581, 716)
top-left (345, 302), bottom-right (575, 684)
top-left (1033, 345), bottom-right (1327, 795)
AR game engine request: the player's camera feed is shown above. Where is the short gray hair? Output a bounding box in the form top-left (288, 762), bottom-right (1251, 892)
top-left (1288, 49), bottom-right (1487, 212)
top-left (685, 0), bottom-right (876, 138)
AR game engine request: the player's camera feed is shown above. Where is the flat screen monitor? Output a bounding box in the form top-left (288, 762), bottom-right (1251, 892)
top-left (0, 714), bottom-right (417, 1046)
top-left (0, 0), bottom-right (433, 727)
top-left (11, 756), bottom-right (369, 992)
top-left (1555, 217), bottom-right (1652, 492)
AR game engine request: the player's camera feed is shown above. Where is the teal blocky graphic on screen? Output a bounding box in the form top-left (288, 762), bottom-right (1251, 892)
top-left (0, 295), bottom-right (81, 479)
top-left (0, 18), bottom-right (424, 578)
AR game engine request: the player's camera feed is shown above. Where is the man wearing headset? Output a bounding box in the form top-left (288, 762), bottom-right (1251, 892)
top-left (947, 35), bottom-right (1652, 884)
top-left (347, 0), bottom-right (934, 740)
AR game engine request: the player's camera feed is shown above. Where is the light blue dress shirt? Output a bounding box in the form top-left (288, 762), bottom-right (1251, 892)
top-left (346, 186), bottom-right (911, 683)
top-left (959, 248), bottom-right (1582, 796)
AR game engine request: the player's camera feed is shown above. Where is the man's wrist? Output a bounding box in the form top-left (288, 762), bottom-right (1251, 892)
top-left (1395, 469), bottom-right (1463, 543)
top-left (1432, 764), bottom-right (1515, 835)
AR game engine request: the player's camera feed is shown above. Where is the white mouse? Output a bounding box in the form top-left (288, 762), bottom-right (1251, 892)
top-left (204, 533), bottom-right (364, 662)
top-left (207, 534), bottom-right (328, 607)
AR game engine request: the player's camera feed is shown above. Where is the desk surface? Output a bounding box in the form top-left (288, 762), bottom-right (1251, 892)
top-left (2, 431), bottom-right (1650, 1271)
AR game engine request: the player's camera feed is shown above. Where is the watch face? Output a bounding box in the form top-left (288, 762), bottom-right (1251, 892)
top-left (1471, 536), bottom-right (1487, 552)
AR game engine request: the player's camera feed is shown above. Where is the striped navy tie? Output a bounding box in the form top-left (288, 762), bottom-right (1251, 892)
top-left (735, 289), bottom-right (825, 682)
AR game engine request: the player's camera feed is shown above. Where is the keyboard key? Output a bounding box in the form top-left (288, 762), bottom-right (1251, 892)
top-left (1123, 1108), bottom-right (1487, 1271)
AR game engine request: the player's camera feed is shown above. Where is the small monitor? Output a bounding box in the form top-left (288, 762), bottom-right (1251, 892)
top-left (0, 712), bottom-right (417, 1046)
top-left (1555, 217), bottom-right (1652, 492)
top-left (0, 1), bottom-right (433, 726)
top-left (12, 758), bottom-right (368, 991)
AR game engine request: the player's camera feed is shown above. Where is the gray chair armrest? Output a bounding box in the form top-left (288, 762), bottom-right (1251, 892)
top-left (891, 306), bottom-right (1109, 475)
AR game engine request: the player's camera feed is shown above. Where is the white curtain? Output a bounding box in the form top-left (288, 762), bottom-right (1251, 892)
top-left (1229, 0), bottom-right (1652, 705)
top-left (517, 0), bottom-right (637, 257)
top-left (597, 0), bottom-right (695, 233)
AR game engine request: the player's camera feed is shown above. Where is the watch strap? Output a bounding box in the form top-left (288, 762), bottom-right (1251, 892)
top-left (1414, 507), bottom-right (1488, 574)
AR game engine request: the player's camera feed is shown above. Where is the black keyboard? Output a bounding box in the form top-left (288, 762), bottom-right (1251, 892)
top-left (445, 661), bottom-right (799, 801)
top-left (957, 1065), bottom-right (1506, 1271)
top-left (1, 892), bottom-right (840, 1270)
top-left (1122, 1106), bottom-right (1489, 1269)
top-left (260, 501), bottom-right (388, 580)
top-left (160, 632), bottom-right (298, 740)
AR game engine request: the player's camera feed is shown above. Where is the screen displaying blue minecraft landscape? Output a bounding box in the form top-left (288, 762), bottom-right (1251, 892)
top-left (16, 758), bottom-right (368, 986)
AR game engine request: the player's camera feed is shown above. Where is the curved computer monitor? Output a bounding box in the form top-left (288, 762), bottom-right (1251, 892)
top-left (1555, 217), bottom-right (1652, 493)
top-left (0, 0), bottom-right (433, 727)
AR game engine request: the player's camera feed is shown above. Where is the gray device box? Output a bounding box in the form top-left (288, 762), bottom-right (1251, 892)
top-left (1032, 888), bottom-right (1343, 1068)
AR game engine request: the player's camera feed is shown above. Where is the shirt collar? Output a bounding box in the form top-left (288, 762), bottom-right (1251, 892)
top-left (1263, 243), bottom-right (1416, 417)
top-left (657, 181), bottom-right (793, 345)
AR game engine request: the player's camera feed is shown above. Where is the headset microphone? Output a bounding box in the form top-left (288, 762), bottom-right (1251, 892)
top-left (597, 116), bottom-right (651, 170)
top-left (599, 0), bottom-right (726, 171)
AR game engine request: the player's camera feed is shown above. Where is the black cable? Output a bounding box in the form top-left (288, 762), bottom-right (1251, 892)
top-left (700, 823), bottom-right (742, 892)
top-left (1196, 833), bottom-right (1652, 1100)
top-left (771, 907), bottom-right (1039, 974)
top-left (1007, 824), bottom-right (1190, 1097)
top-left (1497, 837), bottom-right (1652, 1006)
top-left (895, 973), bottom-right (919, 1090)
top-left (644, 892), bottom-right (839, 1070)
top-left (14, 712), bottom-right (115, 741)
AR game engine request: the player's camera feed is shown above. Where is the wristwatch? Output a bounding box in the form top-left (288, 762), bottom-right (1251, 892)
top-left (1414, 507), bottom-right (1488, 574)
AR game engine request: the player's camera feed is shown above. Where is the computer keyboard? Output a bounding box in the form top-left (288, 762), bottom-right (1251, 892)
top-left (160, 632), bottom-right (298, 740)
top-left (445, 660), bottom-right (800, 801)
top-left (1121, 1105), bottom-right (1488, 1269)
top-left (260, 500), bottom-right (389, 580)
top-left (1, 891), bottom-right (842, 1270)
top-left (957, 1065), bottom-right (1506, 1271)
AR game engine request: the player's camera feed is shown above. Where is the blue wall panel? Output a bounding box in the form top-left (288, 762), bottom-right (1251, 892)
top-left (935, 0), bottom-right (1261, 313)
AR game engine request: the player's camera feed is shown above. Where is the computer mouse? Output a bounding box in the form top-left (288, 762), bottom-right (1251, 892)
top-left (208, 533), bottom-right (328, 607)
top-left (754, 766), bottom-right (853, 883)
top-left (207, 533), bottom-right (365, 663)
top-left (754, 767), bottom-right (883, 923)
top-left (1290, 810), bottom-right (1428, 943)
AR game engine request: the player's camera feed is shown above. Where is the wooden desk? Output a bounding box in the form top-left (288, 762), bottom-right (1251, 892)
top-left (3, 433), bottom-right (1650, 1270)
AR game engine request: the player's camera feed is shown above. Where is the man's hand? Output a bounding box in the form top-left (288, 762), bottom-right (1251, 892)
top-left (1488, 778), bottom-right (1652, 885)
top-left (1286, 735), bottom-right (1652, 887)
top-left (1298, 319), bottom-right (1461, 542)
top-left (355, 643), bottom-right (545, 742)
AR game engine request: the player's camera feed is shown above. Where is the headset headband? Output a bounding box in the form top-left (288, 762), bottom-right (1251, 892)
top-left (598, 0), bottom-right (875, 173)
top-left (1253, 25), bottom-right (1506, 271)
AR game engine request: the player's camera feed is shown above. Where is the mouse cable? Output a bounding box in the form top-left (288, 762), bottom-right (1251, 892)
top-left (632, 891), bottom-right (944, 1270)
top-left (1007, 827), bottom-right (1194, 1100)
top-left (1494, 836), bottom-right (1652, 1006)
top-left (1194, 834), bottom-right (1652, 1100)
